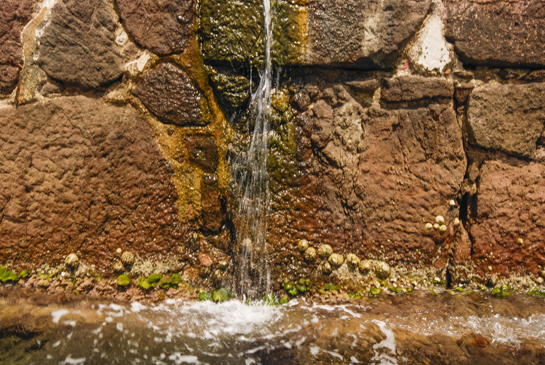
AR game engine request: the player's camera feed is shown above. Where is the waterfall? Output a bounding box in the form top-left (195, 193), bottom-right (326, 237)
top-left (234, 0), bottom-right (273, 298)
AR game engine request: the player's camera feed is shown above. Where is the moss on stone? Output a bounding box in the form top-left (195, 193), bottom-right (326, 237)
top-left (212, 288), bottom-right (230, 302)
top-left (0, 267), bottom-right (19, 283)
top-left (19, 270), bottom-right (29, 279)
top-left (117, 274), bottom-right (131, 287)
top-left (147, 274), bottom-right (161, 287)
top-left (199, 291), bottom-right (213, 301)
top-left (138, 277), bottom-right (152, 290)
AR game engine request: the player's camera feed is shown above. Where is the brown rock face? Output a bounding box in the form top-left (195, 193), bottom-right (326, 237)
top-left (306, 0), bottom-right (431, 68)
top-left (268, 75), bottom-right (466, 267)
top-left (132, 63), bottom-right (210, 126)
top-left (0, 96), bottom-right (184, 269)
top-left (381, 76), bottom-right (454, 102)
top-left (0, 0), bottom-right (33, 95)
top-left (470, 160), bottom-right (545, 277)
top-left (116, 0), bottom-right (194, 56)
top-left (201, 175), bottom-right (224, 233)
top-left (37, 0), bottom-right (123, 89)
top-left (185, 135), bottom-right (219, 173)
top-left (467, 83), bottom-right (545, 158)
top-left (444, 0), bottom-right (545, 68)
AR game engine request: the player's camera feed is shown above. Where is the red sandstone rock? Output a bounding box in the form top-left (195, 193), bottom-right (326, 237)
top-left (116, 0), bottom-right (194, 56)
top-left (445, 0), bottom-right (545, 68)
top-left (0, 0), bottom-right (33, 95)
top-left (0, 96), bottom-right (186, 270)
top-left (268, 75), bottom-right (466, 270)
top-left (470, 159), bottom-right (545, 277)
top-left (466, 83), bottom-right (545, 159)
top-left (132, 63), bottom-right (210, 126)
top-left (36, 0), bottom-right (123, 90)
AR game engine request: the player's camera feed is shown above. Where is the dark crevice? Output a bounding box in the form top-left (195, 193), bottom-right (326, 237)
top-left (446, 264), bottom-right (453, 288)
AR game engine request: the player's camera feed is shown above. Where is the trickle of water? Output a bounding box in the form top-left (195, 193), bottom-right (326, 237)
top-left (234, 0), bottom-right (273, 298)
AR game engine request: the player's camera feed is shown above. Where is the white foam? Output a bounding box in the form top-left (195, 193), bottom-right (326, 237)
top-left (51, 309), bottom-right (69, 324)
top-left (371, 320), bottom-right (398, 365)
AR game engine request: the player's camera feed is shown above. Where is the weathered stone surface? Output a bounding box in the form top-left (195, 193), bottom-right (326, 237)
top-left (470, 160), bottom-right (545, 277)
top-left (0, 96), bottom-right (184, 269)
top-left (209, 73), bottom-right (251, 117)
top-left (132, 62), bottom-right (210, 126)
top-left (467, 83), bottom-right (545, 158)
top-left (36, 0), bottom-right (123, 90)
top-left (185, 135), bottom-right (219, 173)
top-left (0, 0), bottom-right (33, 95)
top-left (201, 175), bottom-right (224, 233)
top-left (444, 0), bottom-right (545, 68)
top-left (381, 76), bottom-right (454, 102)
top-left (454, 83), bottom-right (474, 105)
top-left (200, 0), bottom-right (431, 68)
top-left (268, 75), bottom-right (466, 268)
top-left (116, 0), bottom-right (194, 56)
top-left (305, 0), bottom-right (431, 68)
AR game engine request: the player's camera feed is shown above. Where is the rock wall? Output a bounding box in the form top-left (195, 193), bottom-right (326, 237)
top-left (0, 0), bottom-right (544, 293)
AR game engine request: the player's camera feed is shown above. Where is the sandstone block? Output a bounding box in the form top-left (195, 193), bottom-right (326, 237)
top-left (381, 76), bottom-right (454, 102)
top-left (0, 96), bottom-right (183, 269)
top-left (467, 83), bottom-right (545, 158)
top-left (200, 0), bottom-right (431, 68)
top-left (116, 0), bottom-right (194, 56)
top-left (470, 160), bottom-right (545, 277)
top-left (0, 0), bottom-right (33, 95)
top-left (445, 0), bottom-right (545, 67)
top-left (37, 0), bottom-right (123, 90)
top-left (132, 63), bottom-right (210, 126)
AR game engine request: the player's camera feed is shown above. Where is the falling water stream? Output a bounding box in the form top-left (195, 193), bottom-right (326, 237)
top-left (234, 0), bottom-right (273, 298)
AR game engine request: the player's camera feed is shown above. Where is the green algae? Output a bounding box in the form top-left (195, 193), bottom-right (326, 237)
top-left (491, 286), bottom-right (510, 298)
top-left (0, 267), bottom-right (19, 283)
top-left (19, 270), bottom-right (29, 279)
top-left (370, 287), bottom-right (381, 296)
top-left (263, 293), bottom-right (278, 306)
top-left (138, 277), bottom-right (152, 290)
top-left (147, 274), bottom-right (161, 288)
top-left (212, 288), bottom-right (230, 302)
top-left (279, 295), bottom-right (289, 304)
top-left (199, 292), bottom-right (213, 301)
top-left (117, 274), bottom-right (131, 287)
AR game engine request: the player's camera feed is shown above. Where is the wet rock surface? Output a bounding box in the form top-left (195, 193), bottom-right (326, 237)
top-left (0, 96), bottom-right (184, 269)
top-left (184, 135), bottom-right (219, 173)
top-left (200, 0), bottom-right (431, 68)
top-left (444, 0), bottom-right (545, 68)
top-left (37, 0), bottom-right (123, 90)
top-left (132, 62), bottom-right (210, 126)
top-left (466, 83), bottom-right (545, 158)
top-left (268, 71), bottom-right (466, 270)
top-left (0, 0), bottom-right (33, 95)
top-left (470, 159), bottom-right (545, 277)
top-left (116, 0), bottom-right (194, 56)
top-left (201, 175), bottom-right (224, 233)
